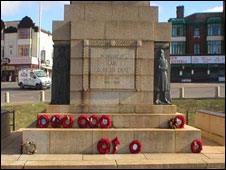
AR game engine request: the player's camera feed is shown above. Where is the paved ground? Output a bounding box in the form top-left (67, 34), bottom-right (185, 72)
top-left (1, 82), bottom-right (225, 104)
top-left (1, 130), bottom-right (225, 169)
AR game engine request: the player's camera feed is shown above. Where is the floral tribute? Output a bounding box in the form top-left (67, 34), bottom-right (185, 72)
top-left (191, 139), bottom-right (203, 153)
top-left (169, 115), bottom-right (186, 129)
top-left (129, 140), bottom-right (142, 154)
top-left (50, 115), bottom-right (62, 128)
top-left (88, 115), bottom-right (99, 128)
top-left (61, 115), bottom-right (74, 128)
top-left (37, 114), bottom-right (49, 128)
top-left (99, 115), bottom-right (112, 128)
top-left (77, 115), bottom-right (89, 128)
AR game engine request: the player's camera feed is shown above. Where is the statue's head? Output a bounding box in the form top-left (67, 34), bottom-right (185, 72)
top-left (160, 49), bottom-right (165, 59)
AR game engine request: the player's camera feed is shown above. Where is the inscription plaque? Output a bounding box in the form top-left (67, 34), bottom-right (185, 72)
top-left (90, 48), bottom-right (135, 89)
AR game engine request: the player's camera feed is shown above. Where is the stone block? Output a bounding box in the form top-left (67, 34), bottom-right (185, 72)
top-left (70, 75), bottom-right (83, 91)
top-left (23, 129), bottom-right (50, 154)
top-left (119, 92), bottom-right (140, 105)
top-left (83, 154), bottom-right (146, 161)
top-left (83, 91), bottom-right (120, 105)
top-left (49, 129), bottom-right (93, 154)
top-left (195, 112), bottom-right (210, 132)
top-left (64, 4), bottom-right (85, 21)
top-left (137, 76), bottom-right (154, 91)
top-left (154, 23), bottom-right (172, 42)
top-left (19, 154), bottom-right (82, 161)
top-left (70, 59), bottom-right (83, 75)
top-left (85, 4), bottom-right (113, 21)
top-left (134, 129), bottom-right (175, 153)
top-left (209, 115), bottom-right (225, 137)
top-left (105, 21), bottom-right (154, 40)
top-left (175, 126), bottom-right (201, 153)
top-left (46, 105), bottom-right (70, 113)
top-left (129, 114), bottom-right (159, 128)
top-left (70, 92), bottom-right (82, 105)
top-left (111, 6), bottom-right (139, 21)
top-left (138, 6), bottom-right (158, 22)
top-left (1, 160), bottom-right (26, 169)
top-left (71, 21), bottom-right (105, 40)
top-left (137, 41), bottom-right (154, 59)
top-left (24, 160), bottom-right (117, 169)
top-left (70, 40), bottom-right (83, 59)
top-left (52, 21), bottom-right (70, 41)
top-left (136, 58), bottom-right (154, 76)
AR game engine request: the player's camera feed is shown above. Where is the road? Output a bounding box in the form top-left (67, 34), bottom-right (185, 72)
top-left (1, 82), bottom-right (51, 104)
top-left (1, 82), bottom-right (225, 104)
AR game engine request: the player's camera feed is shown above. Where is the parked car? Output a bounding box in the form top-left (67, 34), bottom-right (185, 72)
top-left (18, 69), bottom-right (51, 90)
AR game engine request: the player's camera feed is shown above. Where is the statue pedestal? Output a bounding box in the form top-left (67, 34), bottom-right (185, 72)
top-left (22, 104), bottom-right (201, 154)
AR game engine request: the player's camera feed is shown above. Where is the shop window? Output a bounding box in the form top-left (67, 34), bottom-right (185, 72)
top-left (170, 42), bottom-right (186, 55)
top-left (18, 45), bottom-right (30, 57)
top-left (172, 24), bottom-right (185, 37)
top-left (207, 41), bottom-right (222, 54)
top-left (18, 28), bottom-right (31, 39)
top-left (194, 43), bottom-right (200, 55)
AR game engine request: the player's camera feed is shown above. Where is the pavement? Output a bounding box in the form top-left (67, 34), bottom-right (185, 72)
top-left (1, 130), bottom-right (225, 169)
top-left (1, 82), bottom-right (225, 104)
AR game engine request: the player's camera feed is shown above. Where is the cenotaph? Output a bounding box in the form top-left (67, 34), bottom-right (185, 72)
top-left (22, 1), bottom-right (201, 154)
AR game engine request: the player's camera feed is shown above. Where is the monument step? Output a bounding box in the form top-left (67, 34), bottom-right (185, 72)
top-left (22, 125), bottom-right (201, 154)
top-left (38, 113), bottom-right (184, 128)
top-left (46, 104), bottom-right (177, 114)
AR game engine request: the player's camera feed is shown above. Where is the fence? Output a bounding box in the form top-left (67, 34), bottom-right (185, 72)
top-left (2, 85), bottom-right (225, 104)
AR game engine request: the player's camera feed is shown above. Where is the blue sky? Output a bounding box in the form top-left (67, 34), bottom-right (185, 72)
top-left (1, 1), bottom-right (223, 33)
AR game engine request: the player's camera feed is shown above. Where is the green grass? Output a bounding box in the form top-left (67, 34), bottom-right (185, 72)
top-left (1, 103), bottom-right (47, 130)
top-left (172, 99), bottom-right (225, 126)
top-left (1, 99), bottom-right (225, 129)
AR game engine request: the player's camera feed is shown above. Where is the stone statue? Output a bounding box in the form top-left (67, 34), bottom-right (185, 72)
top-left (155, 49), bottom-right (171, 105)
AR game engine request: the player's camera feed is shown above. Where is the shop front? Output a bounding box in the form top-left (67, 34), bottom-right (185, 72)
top-left (170, 55), bottom-right (225, 83)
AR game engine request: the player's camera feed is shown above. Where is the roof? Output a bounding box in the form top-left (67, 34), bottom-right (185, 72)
top-left (3, 16), bottom-right (52, 35)
top-left (169, 12), bottom-right (223, 24)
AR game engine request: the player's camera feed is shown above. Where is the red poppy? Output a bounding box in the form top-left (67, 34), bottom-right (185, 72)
top-left (129, 140), bottom-right (142, 154)
top-left (99, 115), bottom-right (112, 128)
top-left (88, 115), bottom-right (99, 128)
top-left (61, 115), bottom-right (74, 128)
top-left (97, 138), bottom-right (111, 154)
top-left (191, 139), bottom-right (203, 153)
top-left (77, 115), bottom-right (89, 128)
top-left (37, 114), bottom-right (49, 128)
top-left (50, 115), bottom-right (62, 128)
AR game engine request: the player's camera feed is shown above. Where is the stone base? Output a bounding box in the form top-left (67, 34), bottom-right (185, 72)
top-left (22, 125), bottom-right (201, 154)
top-left (37, 113), bottom-right (183, 128)
top-left (46, 104), bottom-right (177, 114)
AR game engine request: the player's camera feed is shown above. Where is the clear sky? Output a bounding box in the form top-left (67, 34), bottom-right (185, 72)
top-left (1, 1), bottom-right (224, 33)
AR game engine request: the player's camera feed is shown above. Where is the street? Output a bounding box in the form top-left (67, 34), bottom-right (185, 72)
top-left (1, 82), bottom-right (225, 104)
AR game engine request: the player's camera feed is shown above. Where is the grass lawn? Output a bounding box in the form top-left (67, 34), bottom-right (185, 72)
top-left (1, 99), bottom-right (225, 130)
top-left (1, 103), bottom-right (47, 130)
top-left (172, 98), bottom-right (225, 126)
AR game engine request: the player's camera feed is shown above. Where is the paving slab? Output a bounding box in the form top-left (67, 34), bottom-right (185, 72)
top-left (19, 154), bottom-right (83, 161)
top-left (1, 160), bottom-right (26, 169)
top-left (23, 160), bottom-right (117, 169)
top-left (83, 154), bottom-right (146, 161)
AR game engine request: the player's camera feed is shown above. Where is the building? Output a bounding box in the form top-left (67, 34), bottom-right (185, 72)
top-left (169, 6), bottom-right (225, 83)
top-left (1, 16), bottom-right (53, 82)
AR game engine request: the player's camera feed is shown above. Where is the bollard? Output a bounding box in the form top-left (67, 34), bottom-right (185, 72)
top-left (40, 91), bottom-right (45, 102)
top-left (5, 91), bottom-right (10, 103)
top-left (180, 87), bottom-right (185, 99)
top-left (215, 86), bottom-right (221, 98)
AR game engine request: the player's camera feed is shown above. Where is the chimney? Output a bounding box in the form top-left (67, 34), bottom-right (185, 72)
top-left (177, 6), bottom-right (184, 18)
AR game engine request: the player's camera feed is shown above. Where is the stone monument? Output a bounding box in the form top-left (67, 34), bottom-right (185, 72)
top-left (23, 1), bottom-right (201, 154)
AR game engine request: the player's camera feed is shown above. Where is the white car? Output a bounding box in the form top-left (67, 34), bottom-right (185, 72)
top-left (18, 69), bottom-right (51, 90)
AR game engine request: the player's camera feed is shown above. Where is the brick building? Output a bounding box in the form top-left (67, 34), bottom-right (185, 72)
top-left (169, 6), bottom-right (225, 83)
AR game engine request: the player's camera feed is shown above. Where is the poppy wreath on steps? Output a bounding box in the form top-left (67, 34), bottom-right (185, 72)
top-left (37, 114), bottom-right (49, 128)
top-left (97, 138), bottom-right (111, 154)
top-left (88, 115), bottom-right (99, 128)
top-left (129, 140), bottom-right (142, 154)
top-left (191, 139), bottom-right (203, 153)
top-left (99, 115), bottom-right (112, 128)
top-left (77, 115), bottom-right (89, 128)
top-left (111, 137), bottom-right (120, 154)
top-left (50, 115), bottom-right (62, 128)
top-left (61, 115), bottom-right (74, 128)
top-left (169, 115), bottom-right (186, 129)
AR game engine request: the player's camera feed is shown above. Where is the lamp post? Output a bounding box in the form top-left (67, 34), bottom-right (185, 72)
top-left (38, 1), bottom-right (42, 69)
